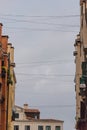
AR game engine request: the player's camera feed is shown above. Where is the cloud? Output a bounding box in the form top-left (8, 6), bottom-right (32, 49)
top-left (0, 0), bottom-right (80, 130)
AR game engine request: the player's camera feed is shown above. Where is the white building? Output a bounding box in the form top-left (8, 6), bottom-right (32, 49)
top-left (13, 104), bottom-right (64, 130)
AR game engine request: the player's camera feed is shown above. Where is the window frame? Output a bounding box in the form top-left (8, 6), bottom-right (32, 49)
top-left (46, 126), bottom-right (51, 130)
top-left (38, 125), bottom-right (43, 130)
top-left (14, 125), bottom-right (19, 130)
top-left (55, 126), bottom-right (61, 130)
top-left (15, 113), bottom-right (19, 118)
top-left (25, 125), bottom-right (30, 130)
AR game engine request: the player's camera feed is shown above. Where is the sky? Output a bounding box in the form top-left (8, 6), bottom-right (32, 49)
top-left (0, 0), bottom-right (80, 130)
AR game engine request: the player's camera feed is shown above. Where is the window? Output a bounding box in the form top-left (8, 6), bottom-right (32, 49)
top-left (46, 126), bottom-right (51, 130)
top-left (55, 126), bottom-right (61, 130)
top-left (15, 113), bottom-right (19, 118)
top-left (25, 126), bottom-right (30, 130)
top-left (38, 126), bottom-right (43, 130)
top-left (35, 115), bottom-right (38, 119)
top-left (82, 62), bottom-right (87, 76)
top-left (14, 125), bottom-right (19, 130)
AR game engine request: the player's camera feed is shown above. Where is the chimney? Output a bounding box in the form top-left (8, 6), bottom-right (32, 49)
top-left (80, 0), bottom-right (86, 5)
top-left (24, 104), bottom-right (29, 109)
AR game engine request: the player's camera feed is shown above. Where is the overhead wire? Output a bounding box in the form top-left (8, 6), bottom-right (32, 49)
top-left (15, 60), bottom-right (74, 67)
top-left (15, 73), bottom-right (74, 77)
top-left (22, 105), bottom-right (75, 108)
top-left (1, 14), bottom-right (76, 110)
top-left (0, 16), bottom-right (79, 27)
top-left (18, 78), bottom-right (73, 83)
top-left (0, 13), bottom-right (80, 18)
top-left (15, 73), bottom-right (75, 81)
top-left (4, 26), bottom-right (78, 32)
top-left (0, 14), bottom-right (79, 31)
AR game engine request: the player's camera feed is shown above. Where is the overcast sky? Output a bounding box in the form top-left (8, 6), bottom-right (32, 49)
top-left (0, 0), bottom-right (80, 130)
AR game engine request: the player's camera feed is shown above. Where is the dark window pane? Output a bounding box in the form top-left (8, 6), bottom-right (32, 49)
top-left (82, 62), bottom-right (87, 76)
top-left (55, 126), bottom-right (61, 130)
top-left (15, 113), bottom-right (19, 118)
top-left (46, 126), bottom-right (51, 130)
top-left (25, 126), bottom-right (30, 130)
top-left (14, 125), bottom-right (19, 130)
top-left (38, 126), bottom-right (43, 130)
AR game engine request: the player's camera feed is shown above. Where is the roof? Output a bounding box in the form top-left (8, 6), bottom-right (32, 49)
top-left (15, 105), bottom-right (24, 110)
top-left (14, 119), bottom-right (64, 123)
top-left (24, 109), bottom-right (40, 113)
top-left (15, 105), bottom-right (40, 113)
top-left (35, 119), bottom-right (64, 123)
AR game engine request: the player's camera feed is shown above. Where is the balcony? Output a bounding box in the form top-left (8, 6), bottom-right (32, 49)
top-left (73, 51), bottom-right (78, 56)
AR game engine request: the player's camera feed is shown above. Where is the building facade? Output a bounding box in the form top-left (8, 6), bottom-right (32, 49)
top-left (0, 23), bottom-right (16, 130)
top-left (13, 104), bottom-right (63, 130)
top-left (74, 0), bottom-right (87, 129)
top-left (7, 43), bottom-right (16, 130)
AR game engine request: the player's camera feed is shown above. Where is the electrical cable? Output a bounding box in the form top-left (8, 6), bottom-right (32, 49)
top-left (4, 26), bottom-right (78, 32)
top-left (0, 18), bottom-right (79, 27)
top-left (15, 73), bottom-right (74, 77)
top-left (28, 105), bottom-right (75, 108)
top-left (0, 14), bottom-right (80, 18)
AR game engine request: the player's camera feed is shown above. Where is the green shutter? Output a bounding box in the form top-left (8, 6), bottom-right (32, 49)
top-left (82, 62), bottom-right (87, 76)
top-left (80, 76), bottom-right (85, 84)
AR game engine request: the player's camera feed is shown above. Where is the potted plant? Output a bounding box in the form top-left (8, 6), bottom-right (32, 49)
top-left (7, 69), bottom-right (13, 86)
